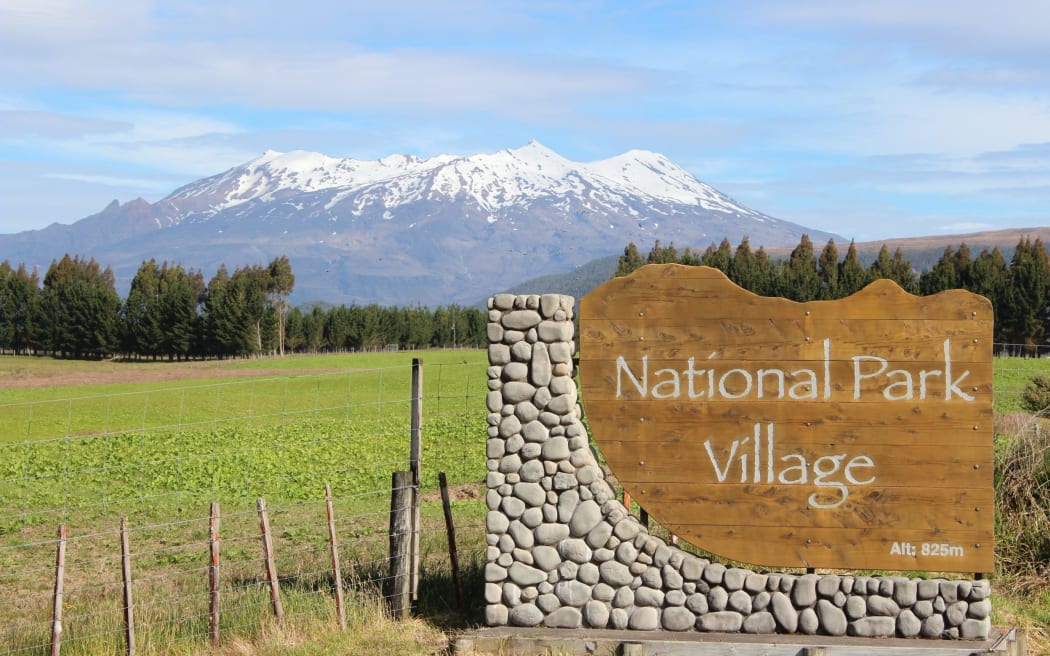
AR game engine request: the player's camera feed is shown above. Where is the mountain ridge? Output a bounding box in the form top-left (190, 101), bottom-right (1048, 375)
top-left (0, 142), bottom-right (839, 306)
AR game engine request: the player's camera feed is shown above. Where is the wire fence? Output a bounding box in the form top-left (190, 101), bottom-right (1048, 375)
top-left (0, 358), bottom-right (489, 655)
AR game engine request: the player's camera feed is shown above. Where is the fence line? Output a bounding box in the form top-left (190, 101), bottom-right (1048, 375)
top-left (0, 359), bottom-right (487, 655)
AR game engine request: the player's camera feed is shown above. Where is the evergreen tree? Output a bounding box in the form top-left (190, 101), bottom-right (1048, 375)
top-left (783, 235), bottom-right (820, 301)
top-left (838, 240), bottom-right (868, 296)
top-left (646, 240), bottom-right (678, 264)
top-left (159, 263), bottom-right (203, 360)
top-left (701, 238), bottom-right (733, 272)
top-left (266, 256), bottom-right (295, 356)
top-left (919, 246), bottom-right (958, 295)
top-left (970, 247), bottom-right (1008, 340)
top-left (728, 236), bottom-right (758, 289)
top-left (817, 239), bottom-right (840, 299)
top-left (39, 255), bottom-right (120, 358)
top-left (616, 243), bottom-right (644, 276)
top-left (1002, 237), bottom-right (1050, 349)
top-left (123, 260), bottom-right (165, 358)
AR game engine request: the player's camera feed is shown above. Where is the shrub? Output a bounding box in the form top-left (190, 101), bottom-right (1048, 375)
top-left (995, 417), bottom-right (1050, 582)
top-left (1020, 374), bottom-right (1050, 414)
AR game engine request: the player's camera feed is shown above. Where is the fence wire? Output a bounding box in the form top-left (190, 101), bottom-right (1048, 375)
top-left (0, 358), bottom-right (488, 655)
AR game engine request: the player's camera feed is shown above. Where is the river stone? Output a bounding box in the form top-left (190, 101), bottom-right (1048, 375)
top-left (600, 561), bottom-right (634, 586)
top-left (508, 562), bottom-right (546, 587)
top-left (845, 595), bottom-right (866, 620)
top-left (792, 574), bottom-right (819, 608)
top-left (961, 617), bottom-right (990, 639)
top-left (487, 510), bottom-right (510, 534)
top-left (486, 604), bottom-right (509, 625)
top-left (486, 438), bottom-right (504, 459)
top-left (553, 472), bottom-right (577, 490)
top-left (878, 579), bottom-right (895, 596)
top-left (727, 590), bottom-right (752, 614)
top-left (522, 420), bottom-right (548, 443)
top-left (532, 385), bottom-right (552, 408)
top-left (641, 567), bottom-right (662, 589)
top-left (555, 580), bottom-right (591, 607)
top-left (659, 607), bottom-right (694, 631)
top-left (569, 500), bottom-right (602, 536)
top-left (585, 521), bottom-right (613, 550)
top-left (703, 563), bottom-right (726, 585)
top-left (508, 520), bottom-right (534, 548)
top-left (519, 460), bottom-right (544, 483)
top-left (917, 579), bottom-right (940, 599)
top-left (576, 465), bottom-right (602, 485)
top-left (699, 611), bottom-right (744, 632)
top-left (867, 595), bottom-right (900, 616)
top-left (540, 411), bottom-right (561, 427)
top-left (502, 361), bottom-right (528, 382)
top-left (969, 579), bottom-right (989, 601)
top-left (534, 522), bottom-right (570, 545)
top-left (635, 587), bottom-right (665, 608)
top-left (912, 599), bottom-right (933, 619)
top-left (849, 617), bottom-right (896, 638)
top-left (610, 608), bottom-right (629, 630)
top-left (686, 592), bottom-right (709, 615)
top-left (744, 573), bottom-right (768, 594)
top-left (817, 599), bottom-right (847, 636)
top-left (946, 601), bottom-right (968, 626)
top-left (957, 580), bottom-right (972, 599)
top-left (816, 575), bottom-right (840, 598)
top-left (612, 586), bottom-right (634, 609)
top-left (593, 583), bottom-right (615, 602)
top-left (558, 561), bottom-right (578, 581)
top-left (514, 482), bottom-right (546, 507)
top-left (533, 545), bottom-right (560, 571)
top-left (502, 581), bottom-right (522, 606)
top-left (893, 580), bottom-right (918, 607)
top-left (921, 614), bottom-right (945, 638)
top-left (529, 343), bottom-right (552, 387)
top-left (681, 556), bottom-right (705, 581)
top-left (895, 609), bottom-right (921, 638)
top-left (628, 606), bottom-right (660, 630)
top-left (541, 606), bottom-right (580, 629)
top-left (939, 581), bottom-right (959, 604)
top-left (742, 611), bottom-right (776, 634)
top-left (798, 607), bottom-right (819, 634)
top-left (577, 562), bottom-right (600, 585)
top-left (538, 320), bottom-right (573, 342)
top-left (550, 375), bottom-right (575, 395)
top-left (708, 586), bottom-right (729, 612)
top-left (771, 592), bottom-right (798, 632)
top-left (502, 381), bottom-right (535, 404)
top-left (583, 601), bottom-right (610, 628)
top-left (968, 598), bottom-right (991, 619)
top-left (485, 583), bottom-right (502, 604)
top-left (492, 294), bottom-right (514, 310)
top-left (558, 538), bottom-right (592, 563)
top-left (663, 565), bottom-right (684, 590)
top-left (498, 454), bottom-right (522, 475)
top-left (522, 507), bottom-right (543, 528)
top-left (546, 391), bottom-right (577, 414)
top-left (753, 591), bottom-right (770, 612)
top-left (542, 436), bottom-right (570, 460)
top-left (666, 590), bottom-right (687, 606)
top-left (500, 495), bottom-right (525, 519)
top-left (717, 568), bottom-right (744, 591)
top-left (548, 341), bottom-right (573, 363)
top-left (509, 603), bottom-right (543, 627)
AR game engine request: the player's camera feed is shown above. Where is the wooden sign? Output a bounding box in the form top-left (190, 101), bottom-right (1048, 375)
top-left (579, 264), bottom-right (994, 572)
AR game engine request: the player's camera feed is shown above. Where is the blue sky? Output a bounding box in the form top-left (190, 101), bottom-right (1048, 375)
top-left (1, 0), bottom-right (1048, 241)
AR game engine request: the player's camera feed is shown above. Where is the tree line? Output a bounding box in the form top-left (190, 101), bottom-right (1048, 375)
top-left (0, 254), bottom-right (487, 360)
top-left (617, 235), bottom-right (1049, 346)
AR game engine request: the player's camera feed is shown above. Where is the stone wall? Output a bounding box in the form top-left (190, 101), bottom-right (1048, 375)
top-left (483, 293), bottom-right (992, 640)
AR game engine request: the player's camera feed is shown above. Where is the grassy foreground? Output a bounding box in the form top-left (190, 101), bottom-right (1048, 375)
top-left (0, 352), bottom-right (1048, 654)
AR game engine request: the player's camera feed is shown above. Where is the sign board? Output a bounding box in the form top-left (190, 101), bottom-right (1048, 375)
top-left (579, 264), bottom-right (994, 572)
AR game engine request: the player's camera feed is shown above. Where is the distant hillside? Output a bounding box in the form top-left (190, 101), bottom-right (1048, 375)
top-left (500, 226), bottom-right (1050, 299)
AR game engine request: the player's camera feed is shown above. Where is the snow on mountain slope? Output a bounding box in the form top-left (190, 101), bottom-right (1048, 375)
top-left (163, 141), bottom-right (770, 223)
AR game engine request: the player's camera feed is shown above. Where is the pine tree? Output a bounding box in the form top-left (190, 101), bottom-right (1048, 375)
top-left (919, 246), bottom-right (957, 295)
top-left (838, 240), bottom-right (868, 296)
top-left (817, 239), bottom-right (839, 299)
top-left (728, 236), bottom-right (758, 290)
top-left (1003, 237), bottom-right (1050, 349)
top-left (616, 243), bottom-right (644, 276)
top-left (783, 235), bottom-right (820, 301)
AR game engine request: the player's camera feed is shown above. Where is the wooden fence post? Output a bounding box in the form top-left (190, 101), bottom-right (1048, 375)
top-left (209, 501), bottom-right (220, 646)
top-left (257, 498), bottom-right (284, 625)
top-left (438, 472), bottom-right (463, 609)
top-left (409, 358), bottom-right (422, 601)
top-left (388, 471), bottom-right (413, 619)
top-left (120, 517), bottom-right (135, 656)
top-left (325, 484), bottom-right (346, 631)
top-left (50, 524), bottom-right (67, 656)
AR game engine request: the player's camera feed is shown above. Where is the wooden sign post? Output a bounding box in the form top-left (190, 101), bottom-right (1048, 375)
top-left (579, 264), bottom-right (994, 573)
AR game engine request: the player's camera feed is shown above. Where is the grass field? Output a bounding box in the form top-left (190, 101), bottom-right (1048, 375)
top-left (0, 351), bottom-right (1047, 655)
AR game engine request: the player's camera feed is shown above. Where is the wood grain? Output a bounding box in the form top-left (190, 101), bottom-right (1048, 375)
top-left (579, 264), bottom-right (995, 573)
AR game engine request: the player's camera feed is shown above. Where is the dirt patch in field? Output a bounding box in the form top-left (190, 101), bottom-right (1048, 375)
top-left (0, 360), bottom-right (347, 389)
top-left (421, 482), bottom-right (485, 503)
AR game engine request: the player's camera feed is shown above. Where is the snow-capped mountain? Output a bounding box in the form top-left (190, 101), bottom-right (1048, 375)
top-left (0, 142), bottom-right (837, 306)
